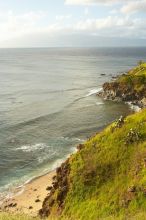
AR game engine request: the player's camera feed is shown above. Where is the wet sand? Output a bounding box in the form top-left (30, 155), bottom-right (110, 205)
top-left (0, 171), bottom-right (56, 217)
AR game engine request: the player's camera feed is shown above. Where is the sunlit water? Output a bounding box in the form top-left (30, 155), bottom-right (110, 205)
top-left (0, 47), bottom-right (146, 198)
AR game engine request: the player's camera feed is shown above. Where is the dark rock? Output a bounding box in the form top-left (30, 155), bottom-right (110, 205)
top-left (29, 206), bottom-right (33, 209)
top-left (12, 203), bottom-right (17, 207)
top-left (52, 181), bottom-right (58, 189)
top-left (48, 198), bottom-right (55, 207)
top-left (46, 186), bottom-right (52, 191)
top-left (39, 207), bottom-right (50, 218)
top-left (62, 176), bottom-right (67, 186)
top-left (39, 159), bottom-right (70, 218)
top-left (35, 199), bottom-right (41, 203)
top-left (50, 188), bottom-right (55, 195)
top-left (57, 186), bottom-right (68, 204)
top-left (56, 167), bottom-right (61, 174)
top-left (8, 203), bottom-right (13, 207)
top-left (128, 186), bottom-right (136, 193)
top-left (77, 144), bottom-right (84, 151)
top-left (96, 73), bottom-right (146, 111)
top-left (52, 175), bottom-right (57, 180)
top-left (8, 203), bottom-right (17, 208)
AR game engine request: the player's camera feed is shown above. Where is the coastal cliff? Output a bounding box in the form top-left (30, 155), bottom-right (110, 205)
top-left (97, 62), bottom-right (146, 108)
top-left (1, 63), bottom-right (146, 220)
top-left (38, 64), bottom-right (146, 220)
top-left (40, 109), bottom-right (146, 220)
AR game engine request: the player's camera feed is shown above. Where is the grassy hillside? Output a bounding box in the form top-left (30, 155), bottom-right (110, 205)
top-left (41, 109), bottom-right (146, 220)
top-left (117, 63), bottom-right (146, 94)
top-left (98, 63), bottom-right (146, 107)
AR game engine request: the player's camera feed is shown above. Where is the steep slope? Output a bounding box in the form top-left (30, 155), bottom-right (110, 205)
top-left (40, 109), bottom-right (146, 220)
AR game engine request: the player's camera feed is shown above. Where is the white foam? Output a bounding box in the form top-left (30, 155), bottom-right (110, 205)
top-left (86, 88), bottom-right (102, 97)
top-left (9, 187), bottom-right (25, 199)
top-left (37, 151), bottom-right (56, 164)
top-left (60, 136), bottom-right (85, 143)
top-left (127, 102), bottom-right (141, 112)
top-left (84, 104), bottom-right (95, 107)
top-left (1, 137), bottom-right (84, 202)
top-left (96, 102), bottom-right (104, 106)
top-left (0, 144), bottom-right (79, 203)
top-left (73, 137), bottom-right (85, 142)
top-left (51, 147), bottom-right (77, 170)
top-left (15, 143), bottom-right (47, 152)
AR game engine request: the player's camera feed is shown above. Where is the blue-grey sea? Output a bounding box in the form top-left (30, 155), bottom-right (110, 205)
top-left (0, 47), bottom-right (145, 199)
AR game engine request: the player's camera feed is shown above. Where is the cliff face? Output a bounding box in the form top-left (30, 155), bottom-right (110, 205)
top-left (39, 64), bottom-right (146, 220)
top-left (97, 63), bottom-right (146, 108)
top-left (40, 109), bottom-right (146, 220)
top-left (39, 160), bottom-right (70, 218)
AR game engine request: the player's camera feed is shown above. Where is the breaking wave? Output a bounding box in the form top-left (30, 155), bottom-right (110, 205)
top-left (15, 143), bottom-right (48, 152)
top-left (85, 88), bottom-right (102, 97)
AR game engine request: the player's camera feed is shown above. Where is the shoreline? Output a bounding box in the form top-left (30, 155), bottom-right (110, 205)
top-left (0, 170), bottom-right (56, 217)
top-left (0, 144), bottom-right (80, 217)
top-left (0, 96), bottom-right (138, 217)
top-left (98, 88), bottom-right (142, 113)
top-left (97, 65), bottom-right (146, 111)
top-left (1, 66), bottom-right (144, 218)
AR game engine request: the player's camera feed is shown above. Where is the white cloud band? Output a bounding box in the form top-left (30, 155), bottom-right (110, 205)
top-left (65, 0), bottom-right (125, 5)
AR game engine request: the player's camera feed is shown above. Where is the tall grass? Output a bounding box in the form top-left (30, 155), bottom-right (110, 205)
top-left (45, 109), bottom-right (146, 220)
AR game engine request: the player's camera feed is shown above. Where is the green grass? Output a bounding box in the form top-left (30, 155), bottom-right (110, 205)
top-left (117, 63), bottom-right (146, 94)
top-left (46, 109), bottom-right (146, 220)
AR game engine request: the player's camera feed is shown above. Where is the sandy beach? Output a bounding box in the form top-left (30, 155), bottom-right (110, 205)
top-left (0, 171), bottom-right (56, 217)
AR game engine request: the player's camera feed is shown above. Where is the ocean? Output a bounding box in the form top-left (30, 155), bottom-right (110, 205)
top-left (0, 47), bottom-right (145, 199)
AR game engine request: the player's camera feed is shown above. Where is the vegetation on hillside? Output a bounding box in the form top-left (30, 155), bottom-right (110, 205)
top-left (117, 62), bottom-right (146, 94)
top-left (98, 62), bottom-right (146, 107)
top-left (41, 109), bottom-right (146, 220)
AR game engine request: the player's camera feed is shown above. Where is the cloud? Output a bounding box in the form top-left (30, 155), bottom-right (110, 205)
top-left (0, 10), bottom-right (46, 42)
top-left (84, 7), bottom-right (89, 15)
top-left (0, 6), bottom-right (145, 47)
top-left (71, 15), bottom-right (146, 40)
top-left (110, 9), bottom-right (118, 14)
top-left (121, 0), bottom-right (146, 14)
top-left (1, 13), bottom-right (146, 46)
top-left (55, 14), bottom-right (72, 21)
top-left (65, 0), bottom-right (124, 5)
top-left (74, 16), bottom-right (133, 31)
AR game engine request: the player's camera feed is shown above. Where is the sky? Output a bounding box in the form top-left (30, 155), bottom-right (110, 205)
top-left (0, 0), bottom-right (146, 47)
